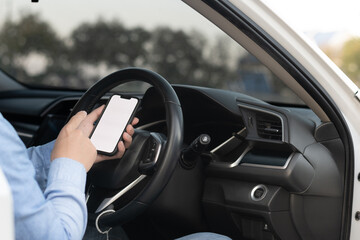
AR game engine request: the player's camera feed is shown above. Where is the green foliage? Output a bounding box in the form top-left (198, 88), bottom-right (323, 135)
top-left (341, 38), bottom-right (360, 85)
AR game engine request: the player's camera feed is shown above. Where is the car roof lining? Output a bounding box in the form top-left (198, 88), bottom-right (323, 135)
top-left (183, 0), bottom-right (329, 122)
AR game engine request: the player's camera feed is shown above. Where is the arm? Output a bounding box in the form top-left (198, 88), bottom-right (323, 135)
top-left (1, 109), bottom-right (137, 239)
top-left (0, 114), bottom-right (87, 240)
top-left (26, 107), bottom-right (138, 190)
top-left (26, 141), bottom-right (55, 192)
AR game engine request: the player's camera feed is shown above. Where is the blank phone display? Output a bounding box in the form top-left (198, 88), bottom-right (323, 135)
top-left (90, 95), bottom-right (138, 154)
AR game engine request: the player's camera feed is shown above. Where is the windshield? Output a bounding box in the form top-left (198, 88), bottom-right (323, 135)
top-left (0, 0), bottom-right (303, 104)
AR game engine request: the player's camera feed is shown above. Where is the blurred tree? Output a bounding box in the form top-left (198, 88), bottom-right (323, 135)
top-left (71, 20), bottom-right (150, 67)
top-left (0, 14), bottom-right (237, 90)
top-left (0, 13), bottom-right (66, 85)
top-left (69, 19), bottom-right (152, 87)
top-left (149, 27), bottom-right (235, 88)
top-left (321, 45), bottom-right (341, 66)
top-left (204, 36), bottom-right (237, 88)
top-left (149, 27), bottom-right (205, 85)
top-left (341, 37), bottom-right (360, 85)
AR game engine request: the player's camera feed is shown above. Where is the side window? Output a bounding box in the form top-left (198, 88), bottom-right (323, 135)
top-left (231, 53), bottom-right (302, 104)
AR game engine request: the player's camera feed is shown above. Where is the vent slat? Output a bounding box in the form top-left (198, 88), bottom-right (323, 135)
top-left (256, 113), bottom-right (282, 141)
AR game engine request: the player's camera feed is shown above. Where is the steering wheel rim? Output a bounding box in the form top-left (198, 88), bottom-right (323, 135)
top-left (70, 67), bottom-right (183, 226)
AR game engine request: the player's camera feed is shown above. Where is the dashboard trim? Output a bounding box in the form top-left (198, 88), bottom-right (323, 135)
top-left (237, 103), bottom-right (285, 142)
top-left (40, 97), bottom-right (81, 117)
top-left (210, 127), bottom-right (246, 153)
top-left (240, 151), bottom-right (295, 170)
top-left (211, 145), bottom-right (253, 168)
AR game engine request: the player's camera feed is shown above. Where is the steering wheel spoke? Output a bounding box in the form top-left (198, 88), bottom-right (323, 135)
top-left (94, 174), bottom-right (147, 213)
top-left (138, 132), bottom-right (165, 175)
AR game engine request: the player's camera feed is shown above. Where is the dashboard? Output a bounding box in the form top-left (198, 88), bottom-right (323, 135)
top-left (0, 85), bottom-right (345, 240)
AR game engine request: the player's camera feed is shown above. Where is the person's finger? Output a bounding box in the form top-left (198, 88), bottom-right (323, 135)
top-left (86, 105), bottom-right (105, 124)
top-left (126, 124), bottom-right (135, 136)
top-left (95, 140), bottom-right (125, 163)
top-left (66, 111), bottom-right (87, 131)
top-left (123, 132), bottom-right (132, 149)
top-left (118, 141), bottom-right (126, 156)
top-left (78, 105), bottom-right (105, 136)
top-left (131, 117), bottom-right (139, 126)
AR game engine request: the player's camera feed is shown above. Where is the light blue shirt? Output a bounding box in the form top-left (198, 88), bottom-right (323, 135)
top-left (0, 113), bottom-right (87, 240)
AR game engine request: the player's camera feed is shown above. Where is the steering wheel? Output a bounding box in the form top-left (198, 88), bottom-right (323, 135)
top-left (69, 68), bottom-right (183, 227)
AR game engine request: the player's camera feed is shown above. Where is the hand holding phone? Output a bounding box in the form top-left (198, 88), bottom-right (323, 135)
top-left (90, 95), bottom-right (139, 156)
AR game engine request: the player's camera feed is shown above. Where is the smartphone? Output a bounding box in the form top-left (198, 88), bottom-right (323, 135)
top-left (90, 94), bottom-right (139, 156)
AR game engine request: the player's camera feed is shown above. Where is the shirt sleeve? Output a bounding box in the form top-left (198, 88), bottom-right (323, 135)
top-left (27, 140), bottom-right (55, 192)
top-left (0, 114), bottom-right (87, 240)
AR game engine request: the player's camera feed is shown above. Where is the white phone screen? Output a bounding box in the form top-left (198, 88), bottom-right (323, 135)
top-left (90, 95), bottom-right (138, 154)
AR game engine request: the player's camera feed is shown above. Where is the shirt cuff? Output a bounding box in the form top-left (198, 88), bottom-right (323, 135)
top-left (40, 140), bottom-right (55, 163)
top-left (47, 158), bottom-right (87, 191)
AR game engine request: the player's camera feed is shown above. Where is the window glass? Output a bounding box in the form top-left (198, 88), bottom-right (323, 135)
top-left (264, 0), bottom-right (360, 88)
top-left (0, 0), bottom-right (303, 104)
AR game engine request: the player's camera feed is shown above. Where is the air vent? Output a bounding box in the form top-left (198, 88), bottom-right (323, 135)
top-left (256, 113), bottom-right (282, 141)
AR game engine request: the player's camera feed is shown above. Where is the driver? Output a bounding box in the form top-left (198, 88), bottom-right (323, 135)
top-left (0, 106), bottom-right (138, 239)
top-left (0, 106), bottom-right (232, 240)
